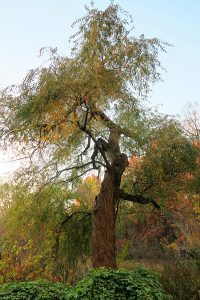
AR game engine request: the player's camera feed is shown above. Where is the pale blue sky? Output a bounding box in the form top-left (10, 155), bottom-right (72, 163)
top-left (0, 0), bottom-right (199, 115)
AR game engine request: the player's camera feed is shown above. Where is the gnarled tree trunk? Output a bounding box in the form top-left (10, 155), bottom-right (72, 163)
top-left (91, 154), bottom-right (128, 268)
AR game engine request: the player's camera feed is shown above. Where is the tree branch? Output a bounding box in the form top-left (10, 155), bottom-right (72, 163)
top-left (56, 161), bottom-right (93, 176)
top-left (54, 210), bottom-right (92, 234)
top-left (54, 167), bottom-right (95, 184)
top-left (77, 120), bottom-right (111, 169)
top-left (80, 136), bottom-right (91, 156)
top-left (91, 108), bottom-right (134, 138)
top-left (119, 189), bottom-right (160, 209)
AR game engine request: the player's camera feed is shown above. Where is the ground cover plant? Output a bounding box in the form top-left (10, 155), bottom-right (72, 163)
top-left (0, 266), bottom-right (172, 300)
top-left (68, 266), bottom-right (172, 300)
top-left (0, 280), bottom-right (70, 300)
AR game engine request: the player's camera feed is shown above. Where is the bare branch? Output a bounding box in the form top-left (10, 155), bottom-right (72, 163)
top-left (0, 156), bottom-right (29, 163)
top-left (56, 161), bottom-right (93, 176)
top-left (119, 189), bottom-right (160, 209)
top-left (52, 167), bottom-right (95, 184)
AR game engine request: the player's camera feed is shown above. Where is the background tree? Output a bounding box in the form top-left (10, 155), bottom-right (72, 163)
top-left (0, 180), bottom-right (93, 283)
top-left (120, 119), bottom-right (200, 262)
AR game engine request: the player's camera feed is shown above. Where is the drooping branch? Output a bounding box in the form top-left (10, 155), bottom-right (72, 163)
top-left (54, 210), bottom-right (92, 235)
top-left (119, 189), bottom-right (160, 209)
top-left (53, 210), bottom-right (92, 262)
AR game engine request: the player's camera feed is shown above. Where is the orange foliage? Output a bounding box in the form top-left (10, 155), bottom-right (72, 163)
top-left (127, 156), bottom-right (143, 171)
top-left (193, 140), bottom-right (200, 148)
top-left (150, 141), bottom-right (158, 150)
top-left (195, 156), bottom-right (200, 165)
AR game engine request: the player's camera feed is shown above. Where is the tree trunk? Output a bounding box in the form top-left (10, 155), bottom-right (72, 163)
top-left (91, 154), bottom-right (128, 268)
top-left (91, 170), bottom-right (117, 268)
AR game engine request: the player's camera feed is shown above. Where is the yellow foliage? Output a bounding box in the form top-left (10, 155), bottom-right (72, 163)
top-left (193, 202), bottom-right (200, 220)
top-left (39, 103), bottom-right (78, 144)
top-left (168, 242), bottom-right (178, 251)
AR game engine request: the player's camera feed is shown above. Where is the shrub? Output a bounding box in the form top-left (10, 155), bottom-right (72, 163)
top-left (0, 280), bottom-right (70, 300)
top-left (161, 262), bottom-right (200, 300)
top-left (0, 266), bottom-right (172, 299)
top-left (68, 265), bottom-right (171, 300)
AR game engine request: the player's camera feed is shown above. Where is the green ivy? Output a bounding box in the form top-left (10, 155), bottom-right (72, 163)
top-left (0, 280), bottom-right (70, 300)
top-left (68, 266), bottom-right (172, 300)
top-left (0, 267), bottom-right (172, 299)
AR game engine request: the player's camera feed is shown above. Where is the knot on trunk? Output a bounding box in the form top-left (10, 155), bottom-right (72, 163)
top-left (111, 153), bottom-right (128, 186)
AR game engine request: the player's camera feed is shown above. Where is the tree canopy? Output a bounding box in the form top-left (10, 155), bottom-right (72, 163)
top-left (0, 3), bottom-right (167, 177)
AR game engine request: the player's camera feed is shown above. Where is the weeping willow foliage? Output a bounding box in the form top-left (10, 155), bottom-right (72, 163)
top-left (0, 3), bottom-right (168, 181)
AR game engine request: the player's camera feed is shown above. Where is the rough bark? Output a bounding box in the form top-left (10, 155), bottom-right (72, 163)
top-left (91, 153), bottom-right (128, 268)
top-left (91, 170), bottom-right (117, 268)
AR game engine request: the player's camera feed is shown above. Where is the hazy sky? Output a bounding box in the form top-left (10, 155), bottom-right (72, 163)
top-left (0, 0), bottom-right (200, 176)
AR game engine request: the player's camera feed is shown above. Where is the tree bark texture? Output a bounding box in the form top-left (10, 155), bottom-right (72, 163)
top-left (91, 153), bottom-right (128, 268)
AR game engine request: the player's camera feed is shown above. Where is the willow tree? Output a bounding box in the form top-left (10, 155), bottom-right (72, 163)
top-left (0, 3), bottom-right (167, 268)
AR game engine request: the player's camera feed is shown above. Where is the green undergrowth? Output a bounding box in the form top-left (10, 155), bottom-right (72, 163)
top-left (0, 266), bottom-right (171, 300)
top-left (161, 262), bottom-right (200, 300)
top-left (68, 266), bottom-right (171, 300)
top-left (0, 280), bottom-right (70, 300)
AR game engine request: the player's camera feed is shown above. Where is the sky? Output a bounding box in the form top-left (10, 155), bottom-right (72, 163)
top-left (0, 0), bottom-right (200, 176)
